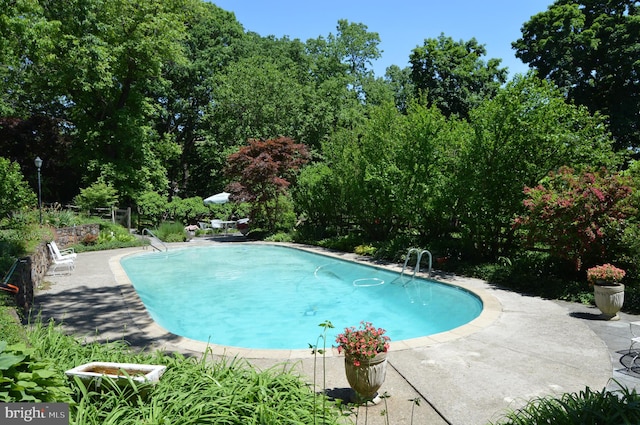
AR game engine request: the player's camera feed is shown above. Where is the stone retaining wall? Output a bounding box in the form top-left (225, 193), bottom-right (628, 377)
top-left (55, 224), bottom-right (100, 248)
top-left (7, 224), bottom-right (99, 315)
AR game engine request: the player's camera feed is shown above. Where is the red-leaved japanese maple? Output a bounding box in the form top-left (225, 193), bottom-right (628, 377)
top-left (225, 136), bottom-right (310, 231)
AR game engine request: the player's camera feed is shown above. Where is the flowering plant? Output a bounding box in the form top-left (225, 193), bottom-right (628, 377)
top-left (184, 224), bottom-right (199, 232)
top-left (335, 321), bottom-right (390, 366)
top-left (587, 263), bottom-right (626, 285)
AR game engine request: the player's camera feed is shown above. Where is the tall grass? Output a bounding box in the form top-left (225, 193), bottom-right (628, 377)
top-left (25, 321), bottom-right (345, 424)
top-left (155, 221), bottom-right (187, 243)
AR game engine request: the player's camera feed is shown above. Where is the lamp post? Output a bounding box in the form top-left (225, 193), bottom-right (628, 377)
top-left (34, 156), bottom-right (43, 225)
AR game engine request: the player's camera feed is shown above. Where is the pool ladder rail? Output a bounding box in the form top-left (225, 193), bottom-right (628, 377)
top-left (142, 228), bottom-right (168, 252)
top-left (394, 248), bottom-right (432, 286)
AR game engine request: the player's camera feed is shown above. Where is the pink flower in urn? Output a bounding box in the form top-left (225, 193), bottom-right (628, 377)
top-left (335, 321), bottom-right (390, 366)
top-left (587, 263), bottom-right (625, 286)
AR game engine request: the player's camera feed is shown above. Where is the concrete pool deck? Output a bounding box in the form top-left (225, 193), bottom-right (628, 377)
top-left (34, 240), bottom-right (640, 425)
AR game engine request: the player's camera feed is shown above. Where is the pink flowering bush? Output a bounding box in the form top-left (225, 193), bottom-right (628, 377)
top-left (587, 263), bottom-right (626, 285)
top-left (335, 321), bottom-right (390, 366)
top-left (513, 166), bottom-right (636, 270)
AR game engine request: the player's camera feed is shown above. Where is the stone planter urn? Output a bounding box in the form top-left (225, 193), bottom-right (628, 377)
top-left (344, 352), bottom-right (388, 403)
top-left (594, 283), bottom-right (625, 320)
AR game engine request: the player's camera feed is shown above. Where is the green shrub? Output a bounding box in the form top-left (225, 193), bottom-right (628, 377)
top-left (44, 206), bottom-right (81, 228)
top-left (354, 244), bottom-right (377, 256)
top-left (74, 179), bottom-right (119, 213)
top-left (168, 196), bottom-right (209, 224)
top-left (0, 157), bottom-right (36, 219)
top-left (0, 341), bottom-right (73, 402)
top-left (155, 221), bottom-right (186, 242)
top-left (96, 222), bottom-right (136, 245)
top-left (265, 232), bottom-right (294, 242)
top-left (493, 384), bottom-right (640, 425)
top-left (317, 233), bottom-right (367, 253)
top-left (135, 191), bottom-right (168, 228)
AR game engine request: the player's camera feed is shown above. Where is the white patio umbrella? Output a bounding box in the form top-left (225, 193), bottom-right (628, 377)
top-left (204, 192), bottom-right (230, 205)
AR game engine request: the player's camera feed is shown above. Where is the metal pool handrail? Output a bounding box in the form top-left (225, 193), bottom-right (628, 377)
top-left (142, 228), bottom-right (168, 252)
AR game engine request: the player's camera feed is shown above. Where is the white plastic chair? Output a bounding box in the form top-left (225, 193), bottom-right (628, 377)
top-left (628, 321), bottom-right (640, 371)
top-left (49, 241), bottom-right (77, 260)
top-left (47, 243), bottom-right (75, 275)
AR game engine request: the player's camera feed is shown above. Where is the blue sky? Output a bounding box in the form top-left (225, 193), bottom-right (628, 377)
top-left (210, 1), bottom-right (554, 78)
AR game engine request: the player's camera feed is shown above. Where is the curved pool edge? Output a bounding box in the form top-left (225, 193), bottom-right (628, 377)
top-left (109, 242), bottom-right (503, 359)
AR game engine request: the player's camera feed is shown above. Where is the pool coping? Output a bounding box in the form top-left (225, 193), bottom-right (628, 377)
top-left (110, 241), bottom-right (502, 359)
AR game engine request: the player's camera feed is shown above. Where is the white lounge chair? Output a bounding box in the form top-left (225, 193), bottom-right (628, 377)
top-left (47, 243), bottom-right (75, 275)
top-left (198, 221), bottom-right (213, 234)
top-left (211, 219), bottom-right (224, 234)
top-left (49, 241), bottom-right (77, 261)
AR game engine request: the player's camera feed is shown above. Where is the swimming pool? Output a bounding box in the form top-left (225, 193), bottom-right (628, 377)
top-left (120, 244), bottom-right (483, 350)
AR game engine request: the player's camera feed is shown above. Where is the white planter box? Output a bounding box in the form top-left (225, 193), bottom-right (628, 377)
top-left (65, 362), bottom-right (166, 386)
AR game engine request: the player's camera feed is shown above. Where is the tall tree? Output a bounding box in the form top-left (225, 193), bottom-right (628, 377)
top-left (306, 20), bottom-right (382, 104)
top-left (384, 65), bottom-right (415, 113)
top-left (0, 0), bottom-right (57, 117)
top-left (156, 2), bottom-right (245, 198)
top-left (409, 34), bottom-right (507, 119)
top-left (37, 0), bottom-right (190, 202)
top-left (513, 0), bottom-right (640, 151)
top-left (334, 19), bottom-right (382, 80)
top-left (207, 37), bottom-right (312, 147)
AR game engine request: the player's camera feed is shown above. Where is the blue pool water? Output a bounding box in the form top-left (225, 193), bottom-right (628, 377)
top-left (120, 244), bottom-right (483, 349)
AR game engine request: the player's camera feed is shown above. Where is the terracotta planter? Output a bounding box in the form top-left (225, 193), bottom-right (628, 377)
top-left (594, 283), bottom-right (624, 320)
top-left (344, 352), bottom-right (388, 403)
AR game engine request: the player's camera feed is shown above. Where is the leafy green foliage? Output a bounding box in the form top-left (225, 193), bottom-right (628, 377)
top-left (0, 306), bottom-right (25, 345)
top-left (168, 196), bottom-right (209, 225)
top-left (453, 74), bottom-right (619, 260)
top-left (515, 167), bottom-right (636, 270)
top-left (0, 341), bottom-right (73, 403)
top-left (0, 157), bottom-right (36, 219)
top-left (410, 33), bottom-right (507, 118)
top-left (354, 244), bottom-right (377, 256)
top-left (43, 206), bottom-right (82, 228)
top-left (135, 191), bottom-right (168, 228)
top-left (45, 0), bottom-right (187, 200)
top-left (264, 232), bottom-right (294, 243)
top-left (0, 0), bottom-right (58, 117)
top-left (513, 1), bottom-right (640, 150)
top-left (493, 384), bottom-right (640, 425)
top-left (155, 221), bottom-right (186, 243)
top-left (74, 180), bottom-right (119, 212)
top-left (158, 2), bottom-right (244, 198)
top-left (298, 100), bottom-right (469, 243)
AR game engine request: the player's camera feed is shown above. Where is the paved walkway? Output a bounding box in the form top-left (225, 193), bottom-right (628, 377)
top-left (34, 240), bottom-right (640, 425)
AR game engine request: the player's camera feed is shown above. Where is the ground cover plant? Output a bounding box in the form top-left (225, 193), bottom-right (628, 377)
top-left (0, 302), bottom-right (25, 344)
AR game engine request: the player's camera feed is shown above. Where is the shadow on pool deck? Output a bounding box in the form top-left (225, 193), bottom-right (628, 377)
top-left (33, 240), bottom-right (639, 425)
